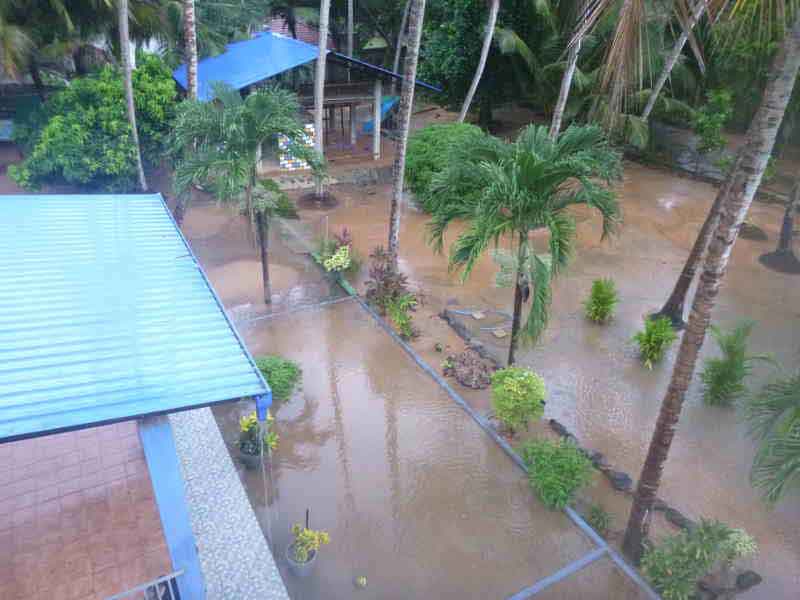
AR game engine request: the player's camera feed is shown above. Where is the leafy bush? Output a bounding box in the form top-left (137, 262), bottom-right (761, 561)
top-left (693, 89), bottom-right (734, 154)
top-left (491, 367), bottom-right (546, 433)
top-left (584, 278), bottom-right (619, 323)
top-left (10, 54), bottom-right (176, 191)
top-left (520, 439), bottom-right (592, 509)
top-left (386, 293), bottom-right (418, 340)
top-left (634, 317), bottom-right (678, 369)
top-left (642, 520), bottom-right (757, 600)
top-left (365, 246), bottom-right (410, 314)
top-left (239, 410), bottom-right (277, 455)
top-left (700, 320), bottom-right (769, 406)
top-left (318, 227), bottom-right (360, 276)
top-left (255, 355), bottom-right (302, 402)
top-left (587, 503), bottom-right (613, 538)
top-left (290, 524), bottom-right (330, 563)
top-left (405, 122), bottom-right (484, 211)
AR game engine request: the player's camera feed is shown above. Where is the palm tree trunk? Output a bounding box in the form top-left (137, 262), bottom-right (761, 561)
top-left (623, 14), bottom-right (800, 564)
top-left (388, 0), bottom-right (426, 270)
top-left (184, 0), bottom-right (198, 100)
top-left (777, 182), bottom-right (799, 253)
top-left (641, 0), bottom-right (707, 122)
top-left (28, 58), bottom-right (46, 101)
top-left (118, 0), bottom-right (147, 191)
top-left (392, 0), bottom-right (411, 94)
top-left (458, 0), bottom-right (500, 123)
top-left (314, 0), bottom-right (332, 198)
top-left (256, 210), bottom-right (272, 304)
top-left (507, 234), bottom-right (526, 366)
top-left (550, 36), bottom-right (582, 139)
top-left (347, 0), bottom-right (354, 56)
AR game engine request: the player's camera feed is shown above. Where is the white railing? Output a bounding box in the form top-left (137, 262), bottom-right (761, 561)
top-left (105, 570), bottom-right (183, 600)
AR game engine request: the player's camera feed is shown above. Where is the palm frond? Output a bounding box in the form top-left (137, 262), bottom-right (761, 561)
top-left (521, 253), bottom-right (554, 346)
top-left (743, 373), bottom-right (800, 441)
top-left (750, 429), bottom-right (800, 504)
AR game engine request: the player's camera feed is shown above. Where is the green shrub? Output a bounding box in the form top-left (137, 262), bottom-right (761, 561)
top-left (586, 503), bottom-right (613, 538)
top-left (520, 439), bottom-right (592, 510)
top-left (642, 520), bottom-right (757, 600)
top-left (10, 54), bottom-right (176, 191)
top-left (255, 355), bottom-right (302, 402)
top-left (318, 227), bottom-right (360, 277)
top-left (386, 293), bottom-right (418, 340)
top-left (584, 278), bottom-right (619, 323)
top-left (405, 122), bottom-right (483, 211)
top-left (491, 367), bottom-right (546, 433)
top-left (700, 320), bottom-right (770, 406)
top-left (634, 317), bottom-right (678, 369)
top-left (693, 89), bottom-right (733, 154)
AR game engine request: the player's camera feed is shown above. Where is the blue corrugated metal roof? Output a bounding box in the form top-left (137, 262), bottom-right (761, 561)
top-left (0, 193), bottom-right (269, 442)
top-left (173, 32), bottom-right (322, 101)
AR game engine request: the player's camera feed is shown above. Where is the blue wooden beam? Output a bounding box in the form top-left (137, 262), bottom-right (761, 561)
top-left (139, 415), bottom-right (206, 600)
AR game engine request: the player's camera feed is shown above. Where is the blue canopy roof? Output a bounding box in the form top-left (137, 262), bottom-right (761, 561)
top-left (0, 194), bottom-right (270, 442)
top-left (173, 32), bottom-right (322, 101)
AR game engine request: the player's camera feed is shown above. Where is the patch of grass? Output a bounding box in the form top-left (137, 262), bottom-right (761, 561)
top-left (586, 503), bottom-right (613, 538)
top-left (584, 278), bottom-right (619, 323)
top-left (519, 439), bottom-right (592, 510)
top-left (255, 355), bottom-right (302, 402)
top-left (634, 316), bottom-right (678, 369)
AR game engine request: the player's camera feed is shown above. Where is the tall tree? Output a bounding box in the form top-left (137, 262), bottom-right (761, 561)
top-left (118, 0), bottom-right (147, 191)
top-left (392, 0), bottom-right (410, 93)
top-left (458, 0), bottom-right (500, 123)
top-left (427, 125), bottom-right (621, 365)
top-left (184, 0), bottom-right (198, 100)
top-left (622, 12), bottom-right (800, 563)
top-left (759, 179), bottom-right (800, 272)
top-left (387, 0), bottom-right (426, 270)
top-left (314, 0), bottom-right (331, 199)
top-left (347, 0), bottom-right (354, 56)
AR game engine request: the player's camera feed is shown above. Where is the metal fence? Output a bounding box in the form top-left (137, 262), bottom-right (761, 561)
top-left (106, 571), bottom-right (183, 600)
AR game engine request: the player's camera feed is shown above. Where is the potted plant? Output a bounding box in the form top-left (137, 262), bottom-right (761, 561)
top-left (238, 411), bottom-right (277, 469)
top-left (285, 523), bottom-right (330, 577)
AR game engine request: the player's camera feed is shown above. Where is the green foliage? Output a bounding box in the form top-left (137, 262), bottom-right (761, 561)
top-left (743, 373), bottom-right (800, 503)
top-left (634, 317), bottom-right (678, 369)
top-left (365, 246), bottom-right (410, 314)
top-left (693, 89), bottom-right (734, 154)
top-left (519, 439), bottom-right (592, 510)
top-left (255, 355), bottom-right (302, 402)
top-left (238, 411), bottom-right (277, 455)
top-left (491, 367), bottom-right (546, 433)
top-left (318, 228), bottom-right (359, 276)
top-left (586, 503), bottom-right (613, 538)
top-left (290, 524), bottom-right (330, 563)
top-left (642, 520), bottom-right (757, 600)
top-left (405, 123), bottom-right (484, 211)
top-left (253, 179), bottom-right (298, 219)
top-left (700, 321), bottom-right (770, 406)
top-left (10, 54), bottom-right (176, 190)
top-left (584, 278), bottom-right (619, 323)
top-left (386, 293), bottom-right (418, 340)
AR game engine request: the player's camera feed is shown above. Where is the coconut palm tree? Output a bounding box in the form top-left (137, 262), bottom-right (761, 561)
top-left (392, 0), bottom-right (410, 93)
top-left (314, 0), bottom-right (331, 199)
top-left (387, 0), bottom-right (426, 270)
top-left (458, 0), bottom-right (501, 123)
top-left (426, 124), bottom-right (621, 365)
top-left (622, 13), bottom-right (800, 563)
top-left (759, 179), bottom-right (800, 273)
top-left (118, 0), bottom-right (147, 191)
top-left (744, 373), bottom-right (800, 503)
top-left (170, 83), bottom-right (323, 304)
top-left (183, 0), bottom-right (198, 99)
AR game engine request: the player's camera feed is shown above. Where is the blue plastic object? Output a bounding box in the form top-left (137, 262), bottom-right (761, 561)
top-left (0, 193), bottom-right (270, 442)
top-left (362, 96), bottom-right (399, 134)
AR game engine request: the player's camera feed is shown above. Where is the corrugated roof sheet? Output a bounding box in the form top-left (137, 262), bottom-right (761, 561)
top-left (0, 193), bottom-right (269, 442)
top-left (173, 32), bottom-right (322, 101)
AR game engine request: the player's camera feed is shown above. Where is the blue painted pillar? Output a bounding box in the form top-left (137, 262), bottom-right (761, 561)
top-left (255, 392), bottom-right (273, 422)
top-left (139, 415), bottom-right (206, 600)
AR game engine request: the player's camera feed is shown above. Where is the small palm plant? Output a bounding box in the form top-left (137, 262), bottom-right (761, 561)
top-left (634, 316), bottom-right (678, 369)
top-left (426, 124), bottom-right (621, 365)
top-left (743, 373), bottom-right (800, 503)
top-left (170, 83), bottom-right (324, 304)
top-left (584, 278), bottom-right (619, 323)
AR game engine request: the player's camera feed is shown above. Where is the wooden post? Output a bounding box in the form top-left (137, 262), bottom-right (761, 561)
top-left (350, 104), bottom-right (358, 147)
top-left (373, 79), bottom-right (382, 160)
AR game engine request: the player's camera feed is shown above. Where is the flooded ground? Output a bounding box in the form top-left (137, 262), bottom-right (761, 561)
top-left (285, 163), bottom-right (800, 598)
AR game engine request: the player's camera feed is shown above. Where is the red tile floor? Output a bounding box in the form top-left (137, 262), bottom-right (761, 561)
top-left (0, 421), bottom-right (172, 600)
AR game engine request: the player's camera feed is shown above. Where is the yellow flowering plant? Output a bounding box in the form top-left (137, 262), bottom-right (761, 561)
top-left (238, 411), bottom-right (278, 455)
top-left (289, 524), bottom-right (330, 563)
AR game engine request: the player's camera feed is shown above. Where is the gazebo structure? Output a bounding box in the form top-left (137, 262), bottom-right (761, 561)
top-left (172, 32), bottom-right (440, 164)
top-left (0, 194), bottom-right (286, 599)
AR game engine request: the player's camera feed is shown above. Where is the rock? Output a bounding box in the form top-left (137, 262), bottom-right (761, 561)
top-left (735, 571), bottom-right (763, 591)
top-left (589, 451), bottom-right (608, 469)
top-left (471, 311), bottom-right (486, 320)
top-left (607, 470), bottom-right (633, 492)
top-left (492, 328), bottom-right (508, 339)
top-left (664, 507), bottom-right (697, 531)
top-left (442, 349), bottom-right (496, 389)
top-left (739, 221), bottom-right (769, 241)
top-left (548, 419), bottom-right (571, 438)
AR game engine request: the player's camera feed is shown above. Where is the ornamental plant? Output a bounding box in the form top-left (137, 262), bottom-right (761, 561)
top-left (386, 293), bottom-right (418, 340)
top-left (255, 355), bottom-right (302, 402)
top-left (323, 244), bottom-right (351, 273)
top-left (365, 246), bottom-right (410, 314)
top-left (491, 367), bottom-right (546, 434)
top-left (289, 524), bottom-right (330, 563)
top-left (239, 411), bottom-right (278, 456)
top-left (318, 228), bottom-right (359, 276)
top-left (584, 278), bottom-right (619, 323)
top-left (634, 316), bottom-right (678, 369)
top-left (519, 439), bottom-right (592, 510)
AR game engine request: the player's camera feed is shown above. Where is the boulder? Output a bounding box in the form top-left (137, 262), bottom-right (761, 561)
top-left (735, 570), bottom-right (763, 591)
top-left (442, 349), bottom-right (496, 389)
top-left (606, 470), bottom-right (633, 492)
top-left (664, 507), bottom-right (697, 531)
top-left (548, 419), bottom-right (571, 438)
